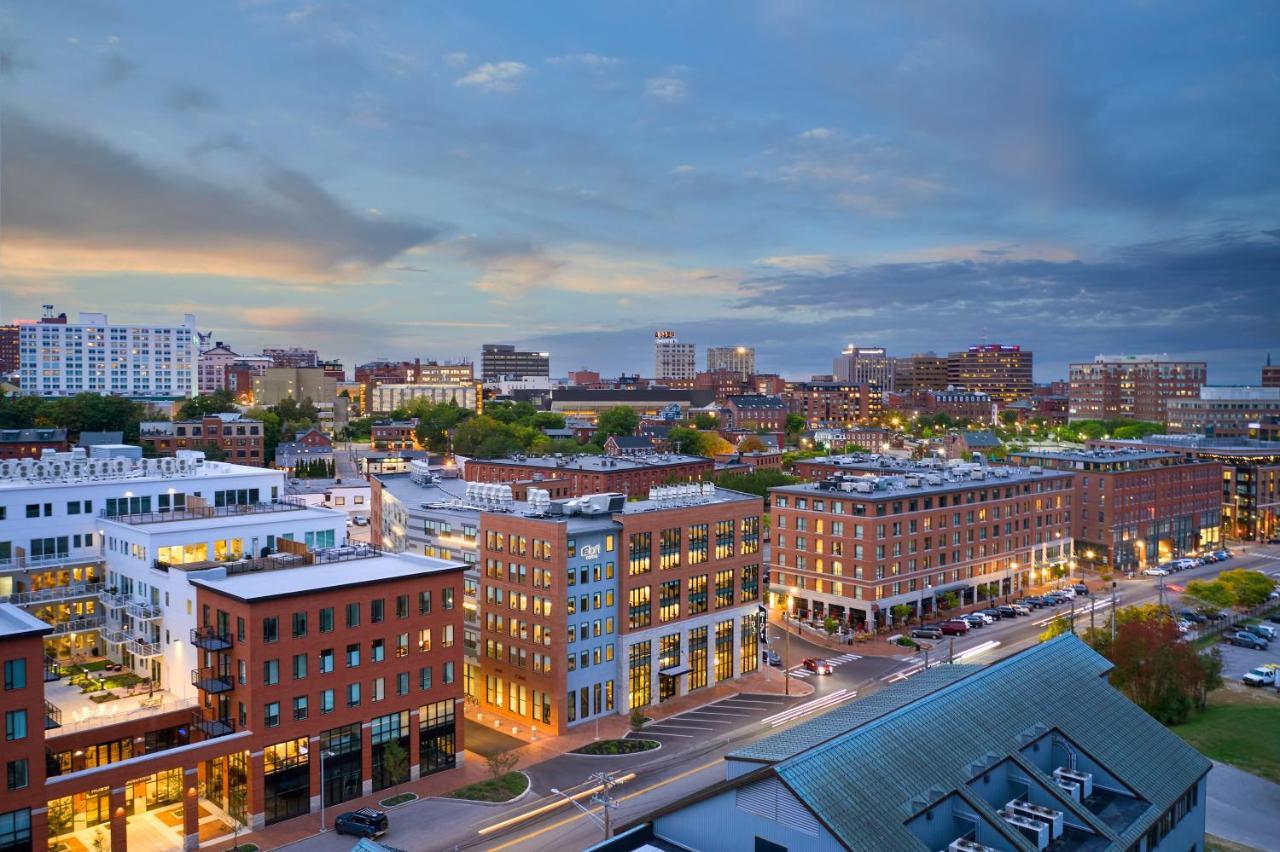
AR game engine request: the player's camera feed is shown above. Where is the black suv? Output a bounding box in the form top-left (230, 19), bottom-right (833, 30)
top-left (335, 807), bottom-right (388, 838)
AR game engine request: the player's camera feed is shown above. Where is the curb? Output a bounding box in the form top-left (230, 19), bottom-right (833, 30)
top-left (568, 739), bottom-right (663, 758)
top-left (426, 770), bottom-right (534, 807)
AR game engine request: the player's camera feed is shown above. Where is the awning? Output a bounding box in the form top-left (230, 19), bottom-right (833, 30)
top-left (659, 664), bottom-right (692, 677)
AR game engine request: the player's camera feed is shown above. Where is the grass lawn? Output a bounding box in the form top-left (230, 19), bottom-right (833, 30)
top-left (1171, 685), bottom-right (1280, 783)
top-left (1205, 834), bottom-right (1264, 852)
top-left (445, 772), bottom-right (528, 803)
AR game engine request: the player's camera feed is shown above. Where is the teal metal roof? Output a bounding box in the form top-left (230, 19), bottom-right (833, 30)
top-left (770, 636), bottom-right (1210, 850)
top-left (729, 664), bottom-right (982, 764)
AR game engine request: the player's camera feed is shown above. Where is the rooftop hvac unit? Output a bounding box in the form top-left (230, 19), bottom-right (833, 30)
top-left (839, 480), bottom-right (855, 491)
top-left (992, 468), bottom-right (1010, 478)
top-left (904, 474), bottom-right (923, 487)
top-left (701, 482), bottom-right (715, 497)
top-left (1006, 800), bottom-right (1064, 839)
top-left (648, 487), bottom-right (659, 502)
top-left (1053, 768), bottom-right (1092, 799)
top-left (500, 484), bottom-right (514, 504)
top-left (853, 480), bottom-right (874, 493)
top-left (0, 462), bottom-right (12, 479)
top-left (926, 474), bottom-right (943, 485)
top-left (948, 840), bottom-right (997, 852)
top-left (1028, 466), bottom-right (1043, 475)
top-left (32, 462), bottom-right (50, 480)
top-left (970, 469), bottom-right (986, 480)
top-left (998, 810), bottom-right (1049, 851)
top-left (1056, 778), bottom-right (1080, 802)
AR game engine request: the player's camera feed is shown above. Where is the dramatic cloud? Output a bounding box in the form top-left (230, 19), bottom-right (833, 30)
top-left (0, 112), bottom-right (438, 281)
top-left (455, 61), bottom-right (528, 93)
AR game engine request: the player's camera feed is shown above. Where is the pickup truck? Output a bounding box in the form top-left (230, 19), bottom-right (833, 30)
top-left (1242, 664), bottom-right (1279, 687)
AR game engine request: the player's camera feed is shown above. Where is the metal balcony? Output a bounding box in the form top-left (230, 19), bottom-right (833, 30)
top-left (191, 667), bottom-right (234, 694)
top-left (190, 626), bottom-right (233, 651)
top-left (191, 710), bottom-right (235, 739)
top-left (125, 638), bottom-right (162, 658)
top-left (99, 591), bottom-right (129, 610)
top-left (0, 581), bottom-right (103, 606)
top-left (100, 626), bottom-right (130, 645)
top-left (126, 600), bottom-right (162, 621)
top-left (49, 616), bottom-right (103, 635)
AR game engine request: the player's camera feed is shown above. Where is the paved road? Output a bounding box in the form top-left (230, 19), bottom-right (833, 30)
top-left (1205, 760), bottom-right (1280, 850)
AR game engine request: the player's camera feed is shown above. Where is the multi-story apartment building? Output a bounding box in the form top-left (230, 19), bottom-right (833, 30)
top-left (0, 323), bottom-right (20, 375)
top-left (653, 332), bottom-right (696, 382)
top-left (252, 368), bottom-right (347, 432)
top-left (946, 344), bottom-right (1033, 403)
top-left (367, 382), bottom-right (481, 415)
top-left (370, 421), bottom-right (419, 450)
top-left (1091, 435), bottom-right (1280, 542)
top-left (769, 459), bottom-right (1073, 629)
top-left (0, 428), bottom-right (69, 459)
top-left (833, 345), bottom-right (893, 390)
top-left (262, 347), bottom-right (319, 369)
top-left (1068, 355), bottom-right (1206, 423)
top-left (892, 352), bottom-right (948, 393)
top-left (464, 453), bottom-right (714, 498)
top-left (705, 346), bottom-right (755, 379)
top-left (722, 395), bottom-right (787, 431)
top-left (1166, 386), bottom-right (1280, 438)
top-left (374, 466), bottom-right (764, 733)
top-left (898, 387), bottom-right (995, 422)
top-left (19, 312), bottom-right (199, 399)
top-left (1009, 449), bottom-right (1221, 571)
top-left (784, 381), bottom-right (882, 428)
top-left (481, 344), bottom-right (550, 382)
top-left (0, 450), bottom-right (466, 849)
top-left (140, 413), bottom-right (265, 466)
top-left (198, 342), bottom-right (241, 394)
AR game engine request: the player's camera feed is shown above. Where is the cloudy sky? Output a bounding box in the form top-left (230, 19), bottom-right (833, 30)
top-left (2, 1), bottom-right (1277, 381)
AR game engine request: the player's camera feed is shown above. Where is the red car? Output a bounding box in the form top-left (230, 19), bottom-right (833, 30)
top-left (939, 620), bottom-right (970, 636)
top-left (802, 657), bottom-right (833, 675)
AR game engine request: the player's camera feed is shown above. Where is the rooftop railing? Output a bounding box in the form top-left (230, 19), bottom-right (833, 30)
top-left (0, 580), bottom-right (103, 606)
top-left (102, 499), bottom-right (308, 525)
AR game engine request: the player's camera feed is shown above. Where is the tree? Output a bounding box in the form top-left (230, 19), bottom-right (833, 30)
top-left (1103, 617), bottom-right (1219, 724)
top-left (693, 412), bottom-right (719, 429)
top-left (177, 389), bottom-right (238, 419)
top-left (47, 797), bottom-right (74, 841)
top-left (784, 413), bottom-right (806, 435)
top-left (890, 603), bottom-right (913, 626)
top-left (1039, 616), bottom-right (1072, 642)
top-left (942, 592), bottom-right (960, 611)
top-left (823, 615), bottom-right (838, 635)
top-left (629, 707), bottom-right (648, 733)
top-left (90, 829), bottom-right (108, 852)
top-left (379, 739), bottom-right (410, 789)
top-left (667, 426), bottom-right (710, 456)
top-left (1183, 579), bottom-right (1237, 611)
top-left (531, 411), bottom-right (566, 430)
top-left (487, 749), bottom-right (520, 780)
top-left (595, 406), bottom-right (639, 439)
top-left (1216, 569), bottom-right (1276, 607)
top-left (486, 400), bottom-right (540, 424)
top-left (453, 416), bottom-right (522, 458)
top-left (738, 435), bottom-right (768, 453)
top-left (714, 469), bottom-right (799, 498)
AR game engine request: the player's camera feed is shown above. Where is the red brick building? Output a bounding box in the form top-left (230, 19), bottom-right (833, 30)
top-left (722, 395), bottom-right (787, 431)
top-left (784, 382), bottom-right (882, 428)
top-left (141, 414), bottom-right (265, 466)
top-left (0, 606), bottom-right (53, 851)
top-left (0, 427), bottom-right (69, 459)
top-left (946, 344), bottom-right (1034, 403)
top-left (1009, 449), bottom-right (1221, 572)
top-left (464, 454), bottom-right (714, 497)
top-left (371, 420), bottom-right (419, 450)
top-left (1068, 355), bottom-right (1206, 424)
top-left (770, 461), bottom-right (1074, 630)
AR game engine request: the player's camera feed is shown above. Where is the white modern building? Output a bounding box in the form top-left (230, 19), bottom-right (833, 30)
top-left (0, 449), bottom-right (347, 694)
top-left (705, 346), bottom-right (756, 379)
top-left (19, 312), bottom-right (200, 399)
top-left (654, 331), bottom-right (696, 381)
top-left (367, 382), bottom-right (481, 415)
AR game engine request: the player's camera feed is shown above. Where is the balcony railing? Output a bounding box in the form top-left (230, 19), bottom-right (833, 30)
top-left (0, 580), bottom-right (103, 606)
top-left (125, 600), bottom-right (162, 621)
top-left (99, 591), bottom-right (130, 610)
top-left (104, 500), bottom-right (306, 525)
top-left (191, 710), bottom-right (235, 739)
top-left (191, 667), bottom-right (234, 694)
top-left (190, 626), bottom-right (233, 651)
top-left (126, 638), bottom-right (162, 658)
top-left (44, 700), bottom-right (62, 729)
top-left (49, 617), bottom-right (104, 635)
top-left (0, 553), bottom-right (106, 573)
top-left (100, 626), bottom-right (130, 645)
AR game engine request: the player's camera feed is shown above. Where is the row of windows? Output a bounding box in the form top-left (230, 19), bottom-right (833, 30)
top-left (628, 566), bottom-right (760, 628)
top-left (256, 590), bottom-right (456, 642)
top-left (259, 666), bottom-right (456, 726)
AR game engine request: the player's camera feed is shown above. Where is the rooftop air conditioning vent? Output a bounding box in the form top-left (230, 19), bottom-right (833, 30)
top-left (1006, 800), bottom-right (1063, 839)
top-left (998, 810), bottom-right (1049, 851)
top-left (948, 840), bottom-right (997, 852)
top-left (1053, 767), bottom-right (1092, 799)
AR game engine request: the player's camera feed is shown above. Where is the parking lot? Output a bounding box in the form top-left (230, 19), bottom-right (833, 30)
top-left (632, 694), bottom-right (797, 740)
top-left (1217, 636), bottom-right (1280, 684)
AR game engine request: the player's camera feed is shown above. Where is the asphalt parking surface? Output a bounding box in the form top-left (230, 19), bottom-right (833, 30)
top-left (635, 693), bottom-right (796, 740)
top-left (1217, 640), bottom-right (1280, 682)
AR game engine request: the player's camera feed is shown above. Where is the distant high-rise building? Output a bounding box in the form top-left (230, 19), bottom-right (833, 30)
top-left (262, 346), bottom-right (319, 368)
top-left (705, 345), bottom-right (756, 379)
top-left (567, 369), bottom-right (602, 386)
top-left (1167, 386), bottom-right (1280, 438)
top-left (892, 353), bottom-right (948, 393)
top-left (946, 344), bottom-right (1033, 403)
top-left (19, 311), bottom-right (198, 399)
top-left (1069, 355), bottom-right (1206, 423)
top-left (1263, 354), bottom-right (1280, 388)
top-left (833, 345), bottom-right (893, 389)
top-left (481, 343), bottom-right (550, 382)
top-left (654, 331), bottom-right (696, 381)
top-left (0, 324), bottom-right (20, 375)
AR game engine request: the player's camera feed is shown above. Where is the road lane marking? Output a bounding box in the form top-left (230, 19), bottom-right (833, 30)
top-left (478, 772), bottom-right (636, 838)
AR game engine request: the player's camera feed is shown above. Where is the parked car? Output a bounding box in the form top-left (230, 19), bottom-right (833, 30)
top-left (1242, 664), bottom-right (1279, 687)
top-left (1072, 583), bottom-right (1090, 595)
top-left (1011, 604), bottom-right (1031, 616)
top-left (335, 808), bottom-right (388, 838)
top-left (766, 650), bottom-right (782, 667)
top-left (352, 515), bottom-right (370, 526)
top-left (1201, 553), bottom-right (1219, 564)
top-left (1042, 594), bottom-right (1066, 606)
top-left (1143, 567), bottom-right (1169, 577)
top-left (1226, 631), bottom-right (1269, 650)
top-left (1179, 610), bottom-right (1207, 624)
top-left (1245, 623), bottom-right (1278, 641)
top-left (1176, 620), bottom-right (1193, 633)
top-left (970, 611), bottom-right (995, 624)
top-left (1019, 597), bottom-right (1046, 609)
top-left (911, 626), bottom-right (943, 640)
top-left (996, 605), bottom-right (1018, 619)
top-left (1269, 614), bottom-right (1280, 625)
top-left (960, 614), bottom-right (986, 628)
top-left (981, 608), bottom-right (1003, 620)
top-left (802, 657), bottom-right (833, 675)
top-left (940, 620), bottom-right (970, 636)
top-left (1057, 588), bottom-right (1077, 600)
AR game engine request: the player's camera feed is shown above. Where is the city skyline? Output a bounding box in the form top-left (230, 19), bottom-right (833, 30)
top-left (2, 2), bottom-right (1278, 380)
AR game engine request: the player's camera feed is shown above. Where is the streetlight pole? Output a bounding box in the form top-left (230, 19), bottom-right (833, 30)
top-left (319, 746), bottom-right (327, 832)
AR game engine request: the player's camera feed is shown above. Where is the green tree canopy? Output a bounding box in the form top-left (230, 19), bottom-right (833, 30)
top-left (1095, 616), bottom-right (1221, 724)
top-left (693, 412), bottom-right (719, 429)
top-left (784, 413), bottom-right (806, 435)
top-left (594, 406), bottom-right (639, 439)
top-left (453, 415), bottom-right (522, 458)
top-left (409, 400), bottom-right (474, 452)
top-left (714, 469), bottom-right (798, 498)
top-left (177, 389), bottom-right (238, 419)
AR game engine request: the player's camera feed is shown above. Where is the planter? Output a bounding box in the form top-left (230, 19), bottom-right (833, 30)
top-left (571, 739), bottom-right (661, 757)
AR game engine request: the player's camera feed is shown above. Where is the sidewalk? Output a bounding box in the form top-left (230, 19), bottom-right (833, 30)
top-left (212, 668), bottom-right (807, 850)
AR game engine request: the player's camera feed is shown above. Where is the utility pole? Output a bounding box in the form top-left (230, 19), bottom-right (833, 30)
top-left (784, 622), bottom-right (791, 696)
top-left (1110, 582), bottom-right (1118, 643)
top-left (591, 771), bottom-right (620, 840)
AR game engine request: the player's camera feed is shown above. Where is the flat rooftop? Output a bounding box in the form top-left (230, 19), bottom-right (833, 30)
top-left (1011, 448), bottom-right (1181, 464)
top-left (0, 453), bottom-right (278, 491)
top-left (466, 452), bottom-right (711, 472)
top-left (190, 550), bottom-right (464, 602)
top-left (1098, 435), bottom-right (1280, 454)
top-left (101, 503), bottom-right (344, 532)
top-left (774, 456), bottom-right (1071, 500)
top-left (0, 602), bottom-right (54, 638)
